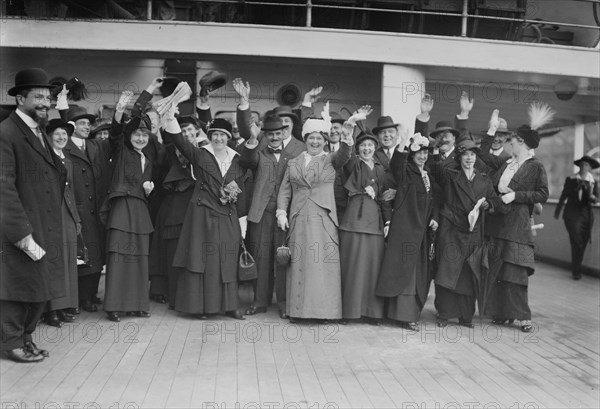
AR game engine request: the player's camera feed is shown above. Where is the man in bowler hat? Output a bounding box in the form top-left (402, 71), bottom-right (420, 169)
top-left (0, 68), bottom-right (67, 362)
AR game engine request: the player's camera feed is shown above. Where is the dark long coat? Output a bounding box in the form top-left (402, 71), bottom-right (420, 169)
top-left (63, 138), bottom-right (111, 275)
top-left (376, 151), bottom-right (436, 298)
top-left (0, 111), bottom-right (67, 302)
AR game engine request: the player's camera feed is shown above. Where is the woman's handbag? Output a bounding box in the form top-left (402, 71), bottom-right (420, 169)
top-left (275, 240), bottom-right (291, 267)
top-left (238, 239), bottom-right (258, 281)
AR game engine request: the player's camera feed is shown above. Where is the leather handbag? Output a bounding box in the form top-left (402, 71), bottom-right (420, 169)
top-left (275, 240), bottom-right (291, 267)
top-left (238, 240), bottom-right (257, 281)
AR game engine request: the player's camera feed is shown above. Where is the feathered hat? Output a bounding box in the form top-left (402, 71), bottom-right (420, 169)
top-left (516, 102), bottom-right (555, 149)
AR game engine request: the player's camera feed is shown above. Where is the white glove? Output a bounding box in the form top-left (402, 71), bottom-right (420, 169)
top-left (365, 185), bottom-right (376, 200)
top-left (501, 192), bottom-right (516, 204)
top-left (143, 181), bottom-right (154, 196)
top-left (56, 84), bottom-right (69, 110)
top-left (429, 219), bottom-right (438, 231)
top-left (277, 214), bottom-right (289, 231)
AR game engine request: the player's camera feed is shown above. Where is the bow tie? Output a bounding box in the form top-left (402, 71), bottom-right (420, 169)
top-left (268, 146), bottom-right (282, 154)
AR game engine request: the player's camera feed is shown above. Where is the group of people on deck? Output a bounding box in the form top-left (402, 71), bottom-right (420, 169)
top-left (2, 67), bottom-right (597, 364)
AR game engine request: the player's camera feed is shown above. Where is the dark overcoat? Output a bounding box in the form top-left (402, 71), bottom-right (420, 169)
top-left (376, 151), bottom-right (435, 298)
top-left (0, 111), bottom-right (67, 302)
top-left (63, 137), bottom-right (111, 275)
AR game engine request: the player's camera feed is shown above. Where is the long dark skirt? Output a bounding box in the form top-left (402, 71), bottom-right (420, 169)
top-left (565, 210), bottom-right (593, 276)
top-left (434, 263), bottom-right (476, 322)
top-left (48, 202), bottom-right (79, 311)
top-left (340, 231), bottom-right (384, 319)
top-left (175, 270), bottom-right (239, 314)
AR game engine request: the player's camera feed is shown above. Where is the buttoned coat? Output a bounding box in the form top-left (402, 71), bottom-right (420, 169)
top-left (0, 111), bottom-right (67, 302)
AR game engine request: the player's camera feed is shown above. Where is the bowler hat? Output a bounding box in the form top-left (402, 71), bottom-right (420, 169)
top-left (8, 68), bottom-right (53, 96)
top-left (273, 105), bottom-right (298, 122)
top-left (199, 71), bottom-right (228, 97)
top-left (207, 118), bottom-right (233, 139)
top-left (516, 125), bottom-right (540, 149)
top-left (372, 116), bottom-right (399, 135)
top-left (430, 121), bottom-right (459, 138)
top-left (90, 119), bottom-right (111, 138)
top-left (66, 107), bottom-right (96, 123)
top-left (574, 155), bottom-right (600, 170)
top-left (46, 119), bottom-right (74, 137)
top-left (355, 131), bottom-right (379, 152)
top-left (261, 115), bottom-right (288, 132)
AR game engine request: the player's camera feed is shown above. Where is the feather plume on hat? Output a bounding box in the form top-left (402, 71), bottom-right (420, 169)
top-left (528, 102), bottom-right (555, 131)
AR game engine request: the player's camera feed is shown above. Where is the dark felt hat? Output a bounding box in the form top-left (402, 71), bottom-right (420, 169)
top-left (199, 71), bottom-right (228, 97)
top-left (262, 114), bottom-right (288, 132)
top-left (455, 138), bottom-right (480, 156)
top-left (8, 68), bottom-right (53, 96)
top-left (124, 115), bottom-right (152, 137)
top-left (355, 131), bottom-right (379, 152)
top-left (66, 106), bottom-right (96, 123)
top-left (46, 119), bottom-right (74, 137)
top-left (516, 125), bottom-right (540, 149)
top-left (273, 105), bottom-right (298, 122)
top-left (159, 77), bottom-right (182, 97)
top-left (430, 121), bottom-right (459, 138)
top-left (372, 116), bottom-right (399, 135)
top-left (90, 119), bottom-right (111, 138)
top-left (330, 111), bottom-right (345, 124)
top-left (177, 116), bottom-right (199, 128)
top-left (574, 155), bottom-right (600, 170)
top-left (207, 118), bottom-right (233, 139)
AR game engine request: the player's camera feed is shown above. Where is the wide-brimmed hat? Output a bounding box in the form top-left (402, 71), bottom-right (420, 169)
top-left (8, 68), bottom-right (53, 96)
top-left (66, 106), bottom-right (96, 123)
top-left (90, 119), bottom-right (111, 138)
top-left (355, 131), bottom-right (379, 151)
top-left (372, 116), bottom-right (399, 135)
top-left (430, 121), bottom-right (459, 138)
top-left (574, 155), bottom-right (600, 170)
top-left (207, 118), bottom-right (233, 139)
top-left (515, 125), bottom-right (540, 149)
top-left (46, 119), bottom-right (74, 137)
top-left (273, 105), bottom-right (298, 122)
top-left (177, 116), bottom-right (198, 128)
top-left (199, 71), bottom-right (227, 97)
top-left (455, 138), bottom-right (480, 156)
top-left (262, 114), bottom-right (288, 132)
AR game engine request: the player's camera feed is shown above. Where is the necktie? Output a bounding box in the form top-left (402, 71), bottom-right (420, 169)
top-left (34, 127), bottom-right (45, 148)
top-left (441, 153), bottom-right (447, 161)
top-left (138, 151), bottom-right (146, 171)
top-left (268, 146), bottom-right (282, 154)
top-left (80, 140), bottom-right (86, 153)
top-left (386, 149), bottom-right (392, 159)
top-left (330, 145), bottom-right (336, 153)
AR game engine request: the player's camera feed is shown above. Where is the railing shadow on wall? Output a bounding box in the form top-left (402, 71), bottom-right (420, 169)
top-left (2, 0), bottom-right (599, 47)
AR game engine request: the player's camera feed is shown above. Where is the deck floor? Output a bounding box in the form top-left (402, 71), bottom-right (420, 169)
top-left (1, 262), bottom-right (598, 409)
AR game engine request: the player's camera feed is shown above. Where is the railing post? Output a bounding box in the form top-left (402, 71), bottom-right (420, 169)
top-left (461, 0), bottom-right (468, 37)
top-left (147, 0), bottom-right (153, 20)
top-left (306, 0), bottom-right (312, 27)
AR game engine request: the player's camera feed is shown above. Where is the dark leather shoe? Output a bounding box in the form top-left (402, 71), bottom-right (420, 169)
top-left (81, 301), bottom-right (98, 312)
top-left (92, 296), bottom-right (103, 305)
top-left (107, 312), bottom-right (120, 322)
top-left (57, 310), bottom-right (76, 322)
top-left (245, 305), bottom-right (267, 315)
top-left (151, 295), bottom-right (167, 304)
top-left (279, 309), bottom-right (288, 319)
top-left (3, 348), bottom-right (44, 363)
top-left (134, 311), bottom-right (150, 318)
top-left (24, 341), bottom-right (49, 358)
top-left (45, 311), bottom-right (62, 328)
top-left (437, 318), bottom-right (448, 328)
top-left (403, 322), bottom-right (420, 332)
top-left (64, 307), bottom-right (80, 315)
top-left (458, 318), bottom-right (474, 328)
top-left (226, 310), bottom-right (245, 320)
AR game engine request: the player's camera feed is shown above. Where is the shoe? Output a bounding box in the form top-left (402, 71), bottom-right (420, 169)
top-left (92, 296), bottom-right (103, 305)
top-left (491, 318), bottom-right (507, 325)
top-left (81, 300), bottom-right (98, 313)
top-left (3, 348), bottom-right (44, 363)
top-left (317, 319), bottom-right (330, 325)
top-left (107, 312), bottom-right (120, 322)
top-left (151, 295), bottom-right (167, 304)
top-left (168, 305), bottom-right (175, 310)
top-left (521, 320), bottom-right (533, 332)
top-left (64, 307), bottom-right (80, 315)
top-left (56, 310), bottom-right (76, 323)
top-left (45, 311), bottom-right (62, 328)
top-left (437, 319), bottom-right (448, 328)
top-left (458, 318), bottom-right (474, 328)
top-left (245, 305), bottom-right (267, 315)
top-left (134, 311), bottom-right (150, 318)
top-left (572, 273), bottom-right (582, 280)
top-left (403, 322), bottom-right (420, 332)
top-left (362, 317), bottom-right (380, 326)
top-left (24, 341), bottom-right (49, 358)
top-left (288, 316), bottom-right (297, 324)
top-left (279, 309), bottom-right (288, 319)
top-left (226, 310), bottom-right (245, 320)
